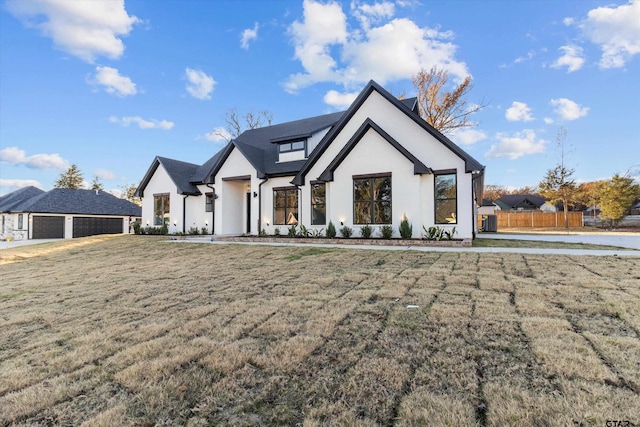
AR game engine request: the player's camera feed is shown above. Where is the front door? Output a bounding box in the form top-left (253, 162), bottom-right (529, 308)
top-left (246, 192), bottom-right (251, 234)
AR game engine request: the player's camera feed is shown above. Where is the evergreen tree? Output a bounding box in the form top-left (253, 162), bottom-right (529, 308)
top-left (90, 177), bottom-right (104, 191)
top-left (54, 164), bottom-right (84, 189)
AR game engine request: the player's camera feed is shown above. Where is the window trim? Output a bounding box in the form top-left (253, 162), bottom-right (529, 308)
top-left (310, 181), bottom-right (326, 225)
top-left (353, 173), bottom-right (392, 225)
top-left (17, 214), bottom-right (23, 230)
top-left (278, 140), bottom-right (306, 154)
top-left (153, 193), bottom-right (170, 226)
top-left (205, 192), bottom-right (213, 212)
top-left (273, 186), bottom-right (299, 225)
top-left (434, 172), bottom-right (457, 224)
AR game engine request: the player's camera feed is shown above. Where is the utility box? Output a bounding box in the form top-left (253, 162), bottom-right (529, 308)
top-left (482, 215), bottom-right (498, 232)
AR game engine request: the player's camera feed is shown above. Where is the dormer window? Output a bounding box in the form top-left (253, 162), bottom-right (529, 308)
top-left (279, 140), bottom-right (305, 153)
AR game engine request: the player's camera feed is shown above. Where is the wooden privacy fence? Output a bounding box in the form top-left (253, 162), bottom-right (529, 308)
top-left (478, 211), bottom-right (583, 229)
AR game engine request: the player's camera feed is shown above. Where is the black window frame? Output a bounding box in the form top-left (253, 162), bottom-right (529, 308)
top-left (310, 182), bottom-right (326, 225)
top-left (17, 214), bottom-right (23, 230)
top-left (273, 187), bottom-right (299, 225)
top-left (434, 171), bottom-right (457, 224)
top-left (205, 193), bottom-right (213, 212)
top-left (153, 193), bottom-right (170, 226)
top-left (353, 173), bottom-right (392, 225)
top-left (278, 140), bottom-right (306, 154)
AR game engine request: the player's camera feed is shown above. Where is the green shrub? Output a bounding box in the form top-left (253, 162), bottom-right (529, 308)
top-left (274, 227), bottom-right (281, 237)
top-left (311, 228), bottom-right (324, 238)
top-left (288, 224), bottom-right (298, 237)
top-left (132, 222), bottom-right (141, 235)
top-left (259, 228), bottom-right (268, 237)
top-left (326, 221), bottom-right (337, 238)
top-left (399, 215), bottom-right (412, 239)
top-left (339, 226), bottom-right (353, 238)
top-left (188, 226), bottom-right (200, 235)
top-left (298, 224), bottom-right (311, 237)
top-left (359, 224), bottom-right (373, 239)
top-left (201, 227), bottom-right (209, 235)
top-left (380, 225), bottom-right (393, 239)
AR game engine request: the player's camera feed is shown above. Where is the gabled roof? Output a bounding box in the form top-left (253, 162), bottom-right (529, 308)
top-left (318, 118), bottom-right (431, 182)
top-left (136, 156), bottom-right (201, 197)
top-left (4, 188), bottom-right (141, 216)
top-left (0, 186), bottom-right (45, 212)
top-left (292, 80), bottom-right (484, 186)
top-left (495, 194), bottom-right (546, 210)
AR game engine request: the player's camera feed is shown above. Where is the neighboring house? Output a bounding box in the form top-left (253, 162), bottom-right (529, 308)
top-left (494, 194), bottom-right (556, 212)
top-left (478, 199), bottom-right (497, 216)
top-left (0, 187), bottom-right (141, 240)
top-left (135, 81), bottom-right (485, 240)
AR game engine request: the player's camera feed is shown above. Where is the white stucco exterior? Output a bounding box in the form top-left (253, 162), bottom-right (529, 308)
top-left (137, 82), bottom-right (484, 240)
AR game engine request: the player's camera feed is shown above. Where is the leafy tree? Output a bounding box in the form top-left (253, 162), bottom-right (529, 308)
top-left (215, 108), bottom-right (274, 142)
top-left (54, 164), bottom-right (84, 189)
top-left (90, 177), bottom-right (104, 191)
top-left (120, 183), bottom-right (142, 207)
top-left (599, 174), bottom-right (640, 226)
top-left (538, 128), bottom-right (576, 228)
top-left (412, 66), bottom-right (486, 134)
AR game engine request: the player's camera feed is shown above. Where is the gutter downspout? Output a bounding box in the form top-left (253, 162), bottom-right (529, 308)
top-left (206, 184), bottom-right (215, 235)
top-left (258, 178), bottom-right (268, 233)
top-left (182, 195), bottom-right (190, 234)
top-left (27, 213), bottom-right (30, 240)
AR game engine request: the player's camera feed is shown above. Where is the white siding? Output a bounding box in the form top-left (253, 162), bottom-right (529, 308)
top-left (140, 164), bottom-right (181, 234)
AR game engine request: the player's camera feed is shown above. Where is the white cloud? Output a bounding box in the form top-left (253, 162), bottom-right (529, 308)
top-left (92, 66), bottom-right (137, 96)
top-left (449, 128), bottom-right (487, 146)
top-left (94, 169), bottom-right (117, 180)
top-left (241, 22), bottom-right (259, 49)
top-left (551, 45), bottom-right (585, 72)
top-left (5, 0), bottom-right (139, 63)
top-left (352, 1), bottom-right (395, 29)
top-left (549, 98), bottom-right (589, 120)
top-left (109, 116), bottom-right (174, 130)
top-left (505, 101), bottom-right (534, 122)
top-left (0, 179), bottom-right (43, 190)
top-left (203, 127), bottom-right (231, 142)
top-left (285, 0), bottom-right (468, 95)
top-left (323, 90), bottom-right (359, 109)
top-left (185, 68), bottom-right (216, 100)
top-left (485, 130), bottom-right (547, 159)
top-left (579, 0), bottom-right (640, 68)
top-left (0, 146), bottom-right (69, 170)
top-left (514, 50), bottom-right (535, 64)
top-left (543, 117), bottom-right (554, 124)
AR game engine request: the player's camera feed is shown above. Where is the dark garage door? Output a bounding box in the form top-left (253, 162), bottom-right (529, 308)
top-left (32, 216), bottom-right (65, 239)
top-left (73, 217), bottom-right (123, 238)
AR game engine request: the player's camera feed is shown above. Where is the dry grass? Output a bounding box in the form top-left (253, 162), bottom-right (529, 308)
top-left (1, 235), bottom-right (639, 426)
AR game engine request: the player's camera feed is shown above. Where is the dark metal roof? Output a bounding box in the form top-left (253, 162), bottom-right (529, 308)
top-left (5, 188), bottom-right (141, 216)
top-left (0, 186), bottom-right (45, 212)
top-left (135, 156), bottom-right (201, 197)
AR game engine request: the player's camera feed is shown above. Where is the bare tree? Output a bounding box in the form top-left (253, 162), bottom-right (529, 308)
top-left (120, 183), bottom-right (142, 207)
top-left (215, 109), bottom-right (274, 142)
top-left (412, 67), bottom-right (486, 134)
top-left (538, 127), bottom-right (577, 228)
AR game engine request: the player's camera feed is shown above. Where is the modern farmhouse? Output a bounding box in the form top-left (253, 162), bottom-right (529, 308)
top-left (136, 81), bottom-right (485, 240)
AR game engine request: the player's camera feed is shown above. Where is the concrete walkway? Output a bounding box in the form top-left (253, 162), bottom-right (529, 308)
top-left (174, 236), bottom-right (640, 257)
top-left (0, 238), bottom-right (63, 250)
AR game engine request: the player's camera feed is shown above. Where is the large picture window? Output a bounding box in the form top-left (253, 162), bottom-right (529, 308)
top-left (154, 194), bottom-right (170, 226)
top-left (353, 174), bottom-right (392, 224)
top-left (311, 182), bottom-right (326, 225)
top-left (435, 173), bottom-right (457, 224)
top-left (274, 187), bottom-right (298, 225)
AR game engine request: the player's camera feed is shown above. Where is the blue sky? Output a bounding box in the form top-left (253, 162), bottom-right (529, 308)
top-left (1, 0), bottom-right (639, 197)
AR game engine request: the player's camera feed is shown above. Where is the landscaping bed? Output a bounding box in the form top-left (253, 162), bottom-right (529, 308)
top-left (215, 235), bottom-right (472, 247)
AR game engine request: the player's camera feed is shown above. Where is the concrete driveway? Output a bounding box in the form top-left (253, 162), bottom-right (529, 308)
top-left (0, 238), bottom-right (63, 250)
top-left (479, 231), bottom-right (640, 250)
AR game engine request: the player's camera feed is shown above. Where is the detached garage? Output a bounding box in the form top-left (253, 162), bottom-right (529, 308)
top-left (1, 187), bottom-right (141, 241)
